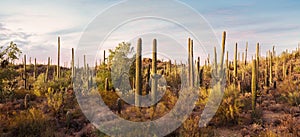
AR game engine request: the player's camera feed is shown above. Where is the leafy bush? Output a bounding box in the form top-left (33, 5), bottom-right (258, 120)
top-left (214, 85), bottom-right (243, 125)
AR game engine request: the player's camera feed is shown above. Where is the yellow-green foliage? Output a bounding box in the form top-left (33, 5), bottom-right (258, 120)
top-left (33, 73), bottom-right (70, 96)
top-left (215, 85), bottom-right (243, 125)
top-left (8, 108), bottom-right (55, 137)
top-left (46, 87), bottom-right (63, 112)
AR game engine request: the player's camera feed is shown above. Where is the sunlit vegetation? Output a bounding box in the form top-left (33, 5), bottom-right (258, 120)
top-left (1, 32), bottom-right (300, 136)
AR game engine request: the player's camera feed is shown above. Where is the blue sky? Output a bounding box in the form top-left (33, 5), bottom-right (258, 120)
top-left (0, 0), bottom-right (299, 66)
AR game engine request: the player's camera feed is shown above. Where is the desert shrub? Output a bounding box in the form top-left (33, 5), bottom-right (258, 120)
top-left (286, 91), bottom-right (300, 106)
top-left (33, 73), bottom-right (70, 96)
top-left (214, 85), bottom-right (243, 125)
top-left (9, 108), bottom-right (55, 137)
top-left (46, 87), bottom-right (64, 112)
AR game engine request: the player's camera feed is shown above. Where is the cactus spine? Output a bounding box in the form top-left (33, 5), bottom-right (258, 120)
top-left (57, 37), bottom-right (61, 79)
top-left (135, 38), bottom-right (142, 106)
top-left (252, 59), bottom-right (257, 112)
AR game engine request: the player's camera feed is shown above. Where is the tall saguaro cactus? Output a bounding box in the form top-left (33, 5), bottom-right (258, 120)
top-left (256, 43), bottom-right (260, 83)
top-left (269, 51), bottom-right (273, 85)
top-left (57, 37), bottom-right (61, 79)
top-left (151, 39), bottom-right (158, 104)
top-left (71, 48), bottom-right (75, 83)
top-left (45, 57), bottom-right (50, 82)
top-left (34, 58), bottom-right (37, 80)
top-left (22, 55), bottom-right (27, 89)
top-left (188, 38), bottom-right (194, 88)
top-left (233, 43), bottom-right (238, 84)
top-left (245, 42), bottom-right (248, 65)
top-left (252, 59), bottom-right (257, 112)
top-left (135, 38), bottom-right (142, 106)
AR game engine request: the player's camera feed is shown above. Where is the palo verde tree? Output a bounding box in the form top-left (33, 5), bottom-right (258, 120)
top-left (0, 41), bottom-right (22, 102)
top-left (96, 42), bottom-right (135, 92)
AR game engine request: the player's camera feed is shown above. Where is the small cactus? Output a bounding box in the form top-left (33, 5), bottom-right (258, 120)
top-left (105, 78), bottom-right (109, 91)
top-left (117, 98), bottom-right (122, 114)
top-left (66, 111), bottom-right (72, 128)
top-left (24, 94), bottom-right (30, 109)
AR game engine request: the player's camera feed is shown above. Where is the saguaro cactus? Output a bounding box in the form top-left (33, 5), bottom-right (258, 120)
top-left (24, 94), bottom-right (30, 109)
top-left (151, 39), bottom-right (160, 104)
top-left (269, 51), bottom-right (273, 85)
top-left (252, 59), bottom-right (257, 112)
top-left (45, 57), bottom-right (50, 82)
top-left (234, 43), bottom-right (238, 84)
top-left (103, 50), bottom-right (106, 65)
top-left (22, 55), bottom-right (27, 89)
top-left (245, 42), bottom-right (248, 65)
top-left (34, 58), bottom-right (37, 80)
top-left (117, 98), bottom-right (122, 114)
top-left (105, 78), bottom-right (109, 91)
top-left (71, 48), bottom-right (75, 83)
top-left (256, 43), bottom-right (260, 83)
top-left (188, 38), bottom-right (195, 88)
top-left (135, 38), bottom-right (142, 106)
top-left (57, 37), bottom-right (61, 79)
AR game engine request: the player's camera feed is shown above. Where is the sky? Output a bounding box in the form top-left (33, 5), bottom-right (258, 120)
top-left (0, 0), bottom-right (300, 66)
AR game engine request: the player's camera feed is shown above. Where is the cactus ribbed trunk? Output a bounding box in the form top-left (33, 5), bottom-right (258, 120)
top-left (135, 38), bottom-right (142, 106)
top-left (105, 78), bottom-right (109, 91)
top-left (196, 57), bottom-right (200, 86)
top-left (23, 55), bottom-right (27, 89)
top-left (84, 55), bottom-right (87, 74)
top-left (256, 43), bottom-right (260, 85)
top-left (151, 39), bottom-right (158, 104)
top-left (234, 43), bottom-right (238, 84)
top-left (214, 47), bottom-right (218, 74)
top-left (45, 57), bottom-right (50, 82)
top-left (57, 37), bottom-right (61, 79)
top-left (269, 51), bottom-right (273, 85)
top-left (71, 48), bottom-right (75, 83)
top-left (103, 50), bottom-right (106, 65)
top-left (252, 59), bottom-right (257, 112)
top-left (34, 58), bottom-right (37, 80)
top-left (188, 38), bottom-right (194, 88)
top-left (245, 42), bottom-right (248, 65)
